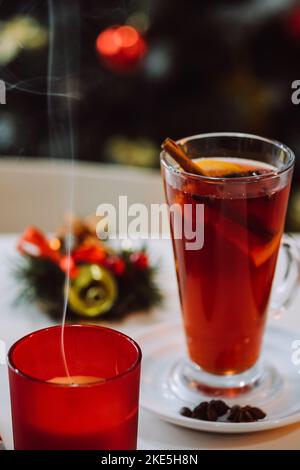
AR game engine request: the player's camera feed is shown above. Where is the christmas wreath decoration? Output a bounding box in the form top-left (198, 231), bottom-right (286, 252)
top-left (15, 217), bottom-right (162, 320)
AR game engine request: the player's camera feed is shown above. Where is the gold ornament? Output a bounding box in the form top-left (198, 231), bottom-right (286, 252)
top-left (68, 264), bottom-right (117, 317)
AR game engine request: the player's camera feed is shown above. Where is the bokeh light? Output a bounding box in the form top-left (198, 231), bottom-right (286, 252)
top-left (96, 25), bottom-right (147, 71)
top-left (286, 7), bottom-right (300, 38)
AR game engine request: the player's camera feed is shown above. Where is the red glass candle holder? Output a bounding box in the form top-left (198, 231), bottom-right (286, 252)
top-left (8, 324), bottom-right (141, 450)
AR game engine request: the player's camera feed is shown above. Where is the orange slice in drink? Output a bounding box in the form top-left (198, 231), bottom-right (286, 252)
top-left (212, 211), bottom-right (280, 267)
top-left (251, 232), bottom-right (282, 267)
top-left (195, 159), bottom-right (246, 177)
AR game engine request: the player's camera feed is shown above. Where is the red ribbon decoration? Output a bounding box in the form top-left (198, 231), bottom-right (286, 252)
top-left (17, 226), bottom-right (61, 263)
top-left (17, 226), bottom-right (79, 277)
top-left (17, 226), bottom-right (111, 279)
top-left (72, 244), bottom-right (106, 264)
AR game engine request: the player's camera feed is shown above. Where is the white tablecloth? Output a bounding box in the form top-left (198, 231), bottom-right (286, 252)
top-left (1, 234), bottom-right (300, 450)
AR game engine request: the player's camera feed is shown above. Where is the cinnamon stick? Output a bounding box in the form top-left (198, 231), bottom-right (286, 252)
top-left (162, 138), bottom-right (205, 176)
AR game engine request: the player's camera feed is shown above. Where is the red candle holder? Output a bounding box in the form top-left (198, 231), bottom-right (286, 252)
top-left (8, 324), bottom-right (141, 450)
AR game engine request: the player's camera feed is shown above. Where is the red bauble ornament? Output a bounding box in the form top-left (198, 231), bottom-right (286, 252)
top-left (105, 256), bottom-right (126, 276)
top-left (96, 25), bottom-right (147, 71)
top-left (130, 252), bottom-right (149, 270)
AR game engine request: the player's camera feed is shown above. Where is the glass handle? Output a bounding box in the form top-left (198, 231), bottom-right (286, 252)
top-left (270, 234), bottom-right (300, 316)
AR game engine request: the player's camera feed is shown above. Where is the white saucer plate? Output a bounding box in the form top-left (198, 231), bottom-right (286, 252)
top-left (139, 323), bottom-right (300, 433)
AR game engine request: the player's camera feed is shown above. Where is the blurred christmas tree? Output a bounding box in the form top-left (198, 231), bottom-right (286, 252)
top-left (0, 0), bottom-right (299, 228)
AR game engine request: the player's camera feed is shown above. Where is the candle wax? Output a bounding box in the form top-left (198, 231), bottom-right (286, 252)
top-left (47, 375), bottom-right (104, 385)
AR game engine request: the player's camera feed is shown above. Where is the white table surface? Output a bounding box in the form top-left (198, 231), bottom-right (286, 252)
top-left (1, 234), bottom-right (300, 450)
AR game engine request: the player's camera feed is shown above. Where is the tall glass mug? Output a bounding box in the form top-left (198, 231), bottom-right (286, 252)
top-left (161, 133), bottom-right (299, 394)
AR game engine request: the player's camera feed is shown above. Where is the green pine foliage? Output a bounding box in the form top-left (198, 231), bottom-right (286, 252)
top-left (15, 250), bottom-right (162, 321)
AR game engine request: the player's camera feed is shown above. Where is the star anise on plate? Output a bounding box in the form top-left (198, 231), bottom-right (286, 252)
top-left (180, 400), bottom-right (266, 423)
top-left (228, 405), bottom-right (266, 423)
top-left (180, 400), bottom-right (230, 421)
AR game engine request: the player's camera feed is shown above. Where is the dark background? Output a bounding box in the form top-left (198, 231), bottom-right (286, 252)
top-left (0, 0), bottom-right (300, 228)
